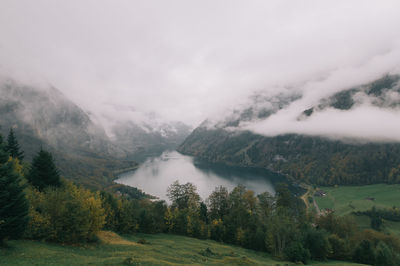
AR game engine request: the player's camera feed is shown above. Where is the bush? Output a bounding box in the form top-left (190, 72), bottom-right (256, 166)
top-left (123, 257), bottom-right (141, 265)
top-left (284, 241), bottom-right (310, 264)
top-left (375, 241), bottom-right (396, 266)
top-left (25, 181), bottom-right (105, 243)
top-left (302, 227), bottom-right (331, 260)
top-left (137, 238), bottom-right (149, 244)
top-left (353, 240), bottom-right (376, 265)
top-left (328, 234), bottom-right (351, 260)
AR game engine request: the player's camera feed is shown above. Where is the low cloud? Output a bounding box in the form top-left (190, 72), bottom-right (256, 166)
top-left (244, 105), bottom-right (400, 142)
top-left (1, 0), bottom-right (400, 134)
top-left (241, 52), bottom-right (400, 142)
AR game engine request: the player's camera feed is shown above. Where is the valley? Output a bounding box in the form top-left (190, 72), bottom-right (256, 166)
top-left (116, 150), bottom-right (297, 201)
top-left (2, 2), bottom-right (400, 264)
top-left (2, 74), bottom-right (400, 265)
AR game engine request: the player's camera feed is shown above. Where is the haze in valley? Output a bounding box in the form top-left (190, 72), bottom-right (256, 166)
top-left (1, 0), bottom-right (400, 141)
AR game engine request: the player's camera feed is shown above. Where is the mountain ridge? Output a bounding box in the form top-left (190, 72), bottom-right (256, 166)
top-left (0, 77), bottom-right (188, 196)
top-left (178, 75), bottom-right (400, 186)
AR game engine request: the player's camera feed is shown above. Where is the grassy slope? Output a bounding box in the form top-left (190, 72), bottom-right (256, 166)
top-left (314, 184), bottom-right (400, 236)
top-left (0, 232), bottom-right (363, 266)
top-left (315, 184), bottom-right (400, 215)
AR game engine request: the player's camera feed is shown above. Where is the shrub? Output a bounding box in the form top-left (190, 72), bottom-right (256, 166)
top-left (284, 241), bottom-right (310, 264)
top-left (137, 238), bottom-right (149, 244)
top-left (25, 181), bottom-right (105, 243)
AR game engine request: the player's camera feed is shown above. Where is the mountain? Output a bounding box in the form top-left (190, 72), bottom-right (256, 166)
top-left (0, 78), bottom-right (126, 159)
top-left (0, 77), bottom-right (146, 196)
top-left (178, 75), bottom-right (400, 186)
top-left (89, 102), bottom-right (192, 162)
top-left (299, 74), bottom-right (400, 118)
top-left (110, 120), bottom-right (191, 162)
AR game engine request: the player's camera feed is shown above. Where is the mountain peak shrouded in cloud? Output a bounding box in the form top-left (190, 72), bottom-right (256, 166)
top-left (178, 74), bottom-right (400, 187)
top-left (1, 0), bottom-right (400, 134)
top-left (241, 74), bottom-right (400, 143)
top-left (0, 76), bottom-right (192, 162)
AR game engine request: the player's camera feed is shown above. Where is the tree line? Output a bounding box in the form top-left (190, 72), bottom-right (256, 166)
top-left (1, 129), bottom-right (400, 265)
top-left (179, 127), bottom-right (400, 186)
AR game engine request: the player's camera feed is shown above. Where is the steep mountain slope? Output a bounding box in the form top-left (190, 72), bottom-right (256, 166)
top-left (0, 78), bottom-right (126, 159)
top-left (0, 78), bottom-right (142, 195)
top-left (110, 120), bottom-right (191, 162)
top-left (179, 75), bottom-right (400, 186)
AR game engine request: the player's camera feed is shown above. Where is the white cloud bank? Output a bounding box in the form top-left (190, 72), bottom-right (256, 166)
top-left (244, 105), bottom-right (400, 142)
top-left (1, 0), bottom-right (400, 142)
top-left (241, 49), bottom-right (400, 142)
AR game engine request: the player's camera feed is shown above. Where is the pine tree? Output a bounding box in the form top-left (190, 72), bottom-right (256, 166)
top-left (5, 128), bottom-right (24, 161)
top-left (0, 135), bottom-right (29, 245)
top-left (27, 149), bottom-right (61, 191)
top-left (0, 134), bottom-right (9, 163)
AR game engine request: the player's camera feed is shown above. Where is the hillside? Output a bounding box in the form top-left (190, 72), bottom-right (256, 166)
top-left (312, 184), bottom-right (400, 241)
top-left (0, 77), bottom-right (192, 193)
top-left (0, 78), bottom-right (145, 197)
top-left (179, 75), bottom-right (400, 186)
top-left (110, 119), bottom-right (191, 162)
top-left (0, 232), bottom-right (364, 266)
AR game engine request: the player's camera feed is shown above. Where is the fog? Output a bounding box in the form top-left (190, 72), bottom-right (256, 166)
top-left (1, 0), bottom-right (400, 140)
top-left (241, 56), bottom-right (400, 142)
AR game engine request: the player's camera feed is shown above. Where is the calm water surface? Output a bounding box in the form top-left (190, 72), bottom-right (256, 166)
top-left (116, 151), bottom-right (289, 201)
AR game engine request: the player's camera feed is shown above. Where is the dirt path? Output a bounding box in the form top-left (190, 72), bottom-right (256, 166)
top-left (313, 196), bottom-right (321, 216)
top-left (300, 186), bottom-right (311, 209)
top-left (300, 184), bottom-right (313, 209)
top-left (300, 183), bottom-right (322, 216)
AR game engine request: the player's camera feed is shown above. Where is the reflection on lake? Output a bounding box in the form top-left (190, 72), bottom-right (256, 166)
top-left (116, 151), bottom-right (288, 201)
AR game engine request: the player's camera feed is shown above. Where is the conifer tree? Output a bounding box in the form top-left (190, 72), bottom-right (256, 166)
top-left (0, 134), bottom-right (8, 163)
top-left (27, 149), bottom-right (61, 191)
top-left (5, 128), bottom-right (24, 161)
top-left (0, 134), bottom-right (29, 245)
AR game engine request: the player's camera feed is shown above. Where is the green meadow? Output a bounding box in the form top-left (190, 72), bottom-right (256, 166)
top-left (0, 231), bottom-right (363, 266)
top-left (314, 184), bottom-right (400, 236)
top-left (315, 184), bottom-right (400, 216)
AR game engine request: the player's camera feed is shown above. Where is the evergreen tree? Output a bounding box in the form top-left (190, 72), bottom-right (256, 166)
top-left (284, 241), bottom-right (310, 264)
top-left (0, 134), bottom-right (9, 163)
top-left (27, 149), bottom-right (61, 190)
top-left (5, 128), bottom-right (24, 161)
top-left (353, 240), bottom-right (376, 265)
top-left (199, 202), bottom-right (208, 224)
top-left (0, 135), bottom-right (29, 245)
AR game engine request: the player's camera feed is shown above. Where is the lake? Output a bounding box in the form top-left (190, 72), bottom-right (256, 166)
top-left (116, 150), bottom-right (293, 201)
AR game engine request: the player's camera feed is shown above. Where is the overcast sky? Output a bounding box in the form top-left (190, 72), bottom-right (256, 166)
top-left (1, 0), bottom-right (400, 133)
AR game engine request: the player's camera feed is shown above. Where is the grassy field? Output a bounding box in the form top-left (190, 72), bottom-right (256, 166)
top-left (314, 184), bottom-right (400, 236)
top-left (0, 231), bottom-right (364, 265)
top-left (314, 184), bottom-right (400, 216)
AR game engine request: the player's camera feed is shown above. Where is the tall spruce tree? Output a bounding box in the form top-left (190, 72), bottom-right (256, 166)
top-left (27, 149), bottom-right (61, 190)
top-left (0, 134), bottom-right (29, 245)
top-left (0, 134), bottom-right (8, 163)
top-left (5, 128), bottom-right (24, 161)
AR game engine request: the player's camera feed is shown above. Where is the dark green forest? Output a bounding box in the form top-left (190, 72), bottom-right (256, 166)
top-left (1, 130), bottom-right (400, 265)
top-left (179, 128), bottom-right (400, 186)
top-left (179, 75), bottom-right (400, 186)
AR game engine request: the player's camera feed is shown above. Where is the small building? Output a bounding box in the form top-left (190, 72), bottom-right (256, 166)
top-left (314, 190), bottom-right (327, 197)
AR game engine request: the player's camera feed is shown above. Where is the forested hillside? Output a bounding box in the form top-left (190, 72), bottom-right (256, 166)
top-left (0, 78), bottom-right (147, 197)
top-left (179, 75), bottom-right (400, 186)
top-left (1, 80), bottom-right (398, 265)
top-left (2, 130), bottom-right (398, 264)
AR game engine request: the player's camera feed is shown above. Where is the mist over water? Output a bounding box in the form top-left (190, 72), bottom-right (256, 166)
top-left (116, 151), bottom-right (280, 201)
